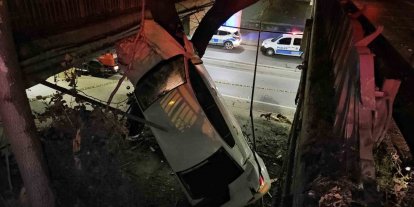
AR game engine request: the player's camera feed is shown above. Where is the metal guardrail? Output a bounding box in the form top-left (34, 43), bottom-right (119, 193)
top-left (285, 0), bottom-right (403, 205)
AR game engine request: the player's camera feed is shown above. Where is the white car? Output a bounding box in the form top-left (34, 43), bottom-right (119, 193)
top-left (133, 55), bottom-right (271, 206)
top-left (118, 20), bottom-right (270, 206)
top-left (209, 26), bottom-right (242, 49)
top-left (261, 34), bottom-right (303, 57)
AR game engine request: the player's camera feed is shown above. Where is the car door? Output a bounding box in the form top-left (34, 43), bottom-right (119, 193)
top-left (210, 30), bottom-right (220, 45)
top-left (291, 38), bottom-right (303, 57)
top-left (275, 37), bottom-right (292, 55)
top-left (217, 30), bottom-right (230, 45)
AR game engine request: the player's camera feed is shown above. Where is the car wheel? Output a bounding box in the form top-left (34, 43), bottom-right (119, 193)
top-left (86, 61), bottom-right (103, 77)
top-left (266, 48), bottom-right (275, 56)
top-left (224, 41), bottom-right (234, 50)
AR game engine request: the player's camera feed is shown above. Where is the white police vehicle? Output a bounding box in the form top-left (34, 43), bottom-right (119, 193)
top-left (261, 34), bottom-right (303, 57)
top-left (209, 26), bottom-right (242, 50)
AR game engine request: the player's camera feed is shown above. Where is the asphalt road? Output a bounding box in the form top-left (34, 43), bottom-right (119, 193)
top-left (27, 44), bottom-right (302, 117)
top-left (204, 63), bottom-right (299, 110)
top-left (203, 44), bottom-right (302, 70)
top-left (202, 44), bottom-right (301, 114)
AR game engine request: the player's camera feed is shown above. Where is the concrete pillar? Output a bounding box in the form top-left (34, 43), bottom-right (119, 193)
top-left (224, 11), bottom-right (242, 28)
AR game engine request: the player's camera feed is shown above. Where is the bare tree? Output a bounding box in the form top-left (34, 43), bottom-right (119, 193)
top-left (0, 1), bottom-right (55, 207)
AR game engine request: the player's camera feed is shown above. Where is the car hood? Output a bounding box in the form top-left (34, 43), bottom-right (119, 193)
top-left (262, 38), bottom-right (272, 46)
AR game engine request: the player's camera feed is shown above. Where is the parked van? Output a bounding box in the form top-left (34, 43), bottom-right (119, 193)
top-left (261, 34), bottom-right (303, 57)
top-left (209, 26), bottom-right (242, 49)
top-left (78, 51), bottom-right (119, 77)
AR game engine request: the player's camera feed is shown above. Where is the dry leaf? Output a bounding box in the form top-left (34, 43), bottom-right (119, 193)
top-left (72, 129), bottom-right (82, 153)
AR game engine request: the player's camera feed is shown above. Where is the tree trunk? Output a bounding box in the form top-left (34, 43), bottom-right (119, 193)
top-left (0, 1), bottom-right (55, 207)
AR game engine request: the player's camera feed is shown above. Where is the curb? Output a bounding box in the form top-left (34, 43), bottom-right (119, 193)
top-left (222, 94), bottom-right (296, 119)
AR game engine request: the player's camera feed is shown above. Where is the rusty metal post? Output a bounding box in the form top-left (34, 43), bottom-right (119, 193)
top-left (0, 1), bottom-right (55, 206)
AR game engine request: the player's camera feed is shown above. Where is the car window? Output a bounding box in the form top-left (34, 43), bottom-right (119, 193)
top-left (189, 62), bottom-right (236, 148)
top-left (135, 55), bottom-right (186, 111)
top-left (233, 31), bottom-right (240, 36)
top-left (177, 147), bottom-right (243, 199)
top-left (293, 38), bottom-right (302, 46)
top-left (278, 38), bottom-right (292, 45)
top-left (218, 30), bottom-right (230, 36)
top-left (87, 60), bottom-right (103, 69)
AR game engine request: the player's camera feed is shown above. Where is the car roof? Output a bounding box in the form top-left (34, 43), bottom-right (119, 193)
top-left (280, 33), bottom-right (303, 38)
top-left (218, 26), bottom-right (239, 33)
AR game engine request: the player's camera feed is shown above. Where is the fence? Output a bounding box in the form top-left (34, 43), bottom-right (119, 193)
top-left (286, 0), bottom-right (401, 205)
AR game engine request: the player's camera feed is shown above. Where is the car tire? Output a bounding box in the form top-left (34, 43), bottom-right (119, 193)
top-left (265, 48), bottom-right (275, 56)
top-left (88, 66), bottom-right (100, 77)
top-left (86, 60), bottom-right (103, 77)
top-left (224, 41), bottom-right (234, 50)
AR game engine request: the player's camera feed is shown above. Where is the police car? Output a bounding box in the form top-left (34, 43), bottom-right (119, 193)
top-left (209, 26), bottom-right (242, 50)
top-left (261, 34), bottom-right (303, 57)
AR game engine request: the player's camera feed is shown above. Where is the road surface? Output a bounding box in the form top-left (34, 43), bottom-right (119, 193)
top-left (204, 44), bottom-right (302, 70)
top-left (203, 62), bottom-right (299, 118)
top-left (27, 44), bottom-right (302, 117)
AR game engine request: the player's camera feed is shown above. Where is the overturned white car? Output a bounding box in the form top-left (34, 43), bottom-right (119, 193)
top-left (117, 20), bottom-right (271, 206)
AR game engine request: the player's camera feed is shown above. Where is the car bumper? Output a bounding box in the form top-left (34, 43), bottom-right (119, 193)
top-left (232, 39), bottom-right (242, 47)
top-left (247, 181), bottom-right (271, 205)
top-left (221, 153), bottom-right (271, 207)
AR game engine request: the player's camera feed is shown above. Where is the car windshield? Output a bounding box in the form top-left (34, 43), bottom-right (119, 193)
top-left (135, 55), bottom-right (186, 111)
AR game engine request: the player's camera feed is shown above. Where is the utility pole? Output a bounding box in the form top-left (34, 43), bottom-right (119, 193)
top-left (0, 0), bottom-right (55, 207)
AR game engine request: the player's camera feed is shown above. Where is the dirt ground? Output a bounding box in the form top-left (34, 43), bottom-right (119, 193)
top-left (0, 95), bottom-right (292, 207)
top-left (2, 94), bottom-right (414, 207)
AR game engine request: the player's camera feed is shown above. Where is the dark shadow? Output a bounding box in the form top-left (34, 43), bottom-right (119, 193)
top-left (206, 45), bottom-right (245, 54)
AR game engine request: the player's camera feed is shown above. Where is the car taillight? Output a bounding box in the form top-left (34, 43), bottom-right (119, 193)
top-left (247, 175), bottom-right (271, 204)
top-left (259, 176), bottom-right (264, 187)
top-left (257, 175), bottom-right (270, 194)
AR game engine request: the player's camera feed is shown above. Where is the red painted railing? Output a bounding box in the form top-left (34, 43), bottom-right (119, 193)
top-left (323, 0), bottom-right (401, 181)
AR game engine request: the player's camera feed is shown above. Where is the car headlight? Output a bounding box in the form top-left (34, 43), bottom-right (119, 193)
top-left (114, 65), bottom-right (119, 71)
